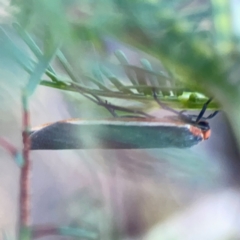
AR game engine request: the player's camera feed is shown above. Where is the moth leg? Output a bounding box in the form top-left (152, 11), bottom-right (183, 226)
top-left (90, 94), bottom-right (154, 118)
top-left (90, 94), bottom-right (119, 117)
top-left (103, 100), bottom-right (119, 117)
top-left (152, 90), bottom-right (183, 115)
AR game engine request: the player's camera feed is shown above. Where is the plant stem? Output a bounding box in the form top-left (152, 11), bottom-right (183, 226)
top-left (19, 92), bottom-right (31, 239)
top-left (0, 138), bottom-right (18, 157)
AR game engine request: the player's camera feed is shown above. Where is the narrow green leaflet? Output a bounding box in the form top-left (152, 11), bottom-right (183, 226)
top-left (26, 46), bottom-right (59, 96)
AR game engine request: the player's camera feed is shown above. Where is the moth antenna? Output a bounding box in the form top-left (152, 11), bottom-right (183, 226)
top-left (152, 89), bottom-right (218, 123)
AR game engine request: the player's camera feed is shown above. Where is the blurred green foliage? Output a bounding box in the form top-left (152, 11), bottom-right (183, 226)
top-left (7, 0), bottom-right (233, 110)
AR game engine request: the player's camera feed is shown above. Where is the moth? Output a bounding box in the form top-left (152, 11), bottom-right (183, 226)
top-left (30, 93), bottom-right (218, 150)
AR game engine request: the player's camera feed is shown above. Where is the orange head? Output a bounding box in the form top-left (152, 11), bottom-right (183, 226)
top-left (197, 121), bottom-right (211, 140)
top-left (202, 129), bottom-right (211, 140)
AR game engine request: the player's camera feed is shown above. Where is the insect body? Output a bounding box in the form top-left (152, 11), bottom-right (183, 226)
top-left (30, 93), bottom-right (218, 150)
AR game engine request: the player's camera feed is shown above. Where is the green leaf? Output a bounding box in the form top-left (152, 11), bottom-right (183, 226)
top-left (26, 46), bottom-right (59, 96)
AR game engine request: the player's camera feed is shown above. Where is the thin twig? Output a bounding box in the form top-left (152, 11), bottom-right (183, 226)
top-left (0, 138), bottom-right (18, 157)
top-left (19, 92), bottom-right (31, 238)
